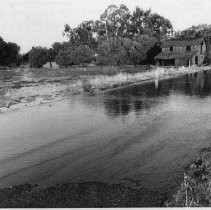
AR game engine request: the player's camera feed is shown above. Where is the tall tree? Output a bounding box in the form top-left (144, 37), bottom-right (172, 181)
top-left (149, 13), bottom-right (172, 39)
top-left (100, 4), bottom-right (131, 38)
top-left (130, 7), bottom-right (152, 37)
top-left (63, 22), bottom-right (98, 49)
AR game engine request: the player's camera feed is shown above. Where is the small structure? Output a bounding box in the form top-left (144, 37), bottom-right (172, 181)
top-left (155, 38), bottom-right (206, 67)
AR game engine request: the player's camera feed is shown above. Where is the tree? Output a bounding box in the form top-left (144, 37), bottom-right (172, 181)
top-left (149, 13), bottom-right (172, 39)
top-left (97, 37), bottom-right (128, 65)
top-left (0, 37), bottom-right (7, 65)
top-left (129, 7), bottom-right (152, 37)
top-left (55, 47), bottom-right (75, 67)
top-left (100, 4), bottom-right (131, 38)
top-left (55, 45), bottom-right (94, 67)
top-left (0, 37), bottom-right (20, 66)
top-left (98, 5), bottom-right (172, 40)
top-left (129, 35), bottom-right (158, 65)
top-left (52, 42), bottom-right (66, 55)
top-left (29, 47), bottom-right (48, 68)
top-left (4, 42), bottom-right (20, 65)
top-left (61, 4), bottom-right (173, 66)
top-left (73, 45), bottom-right (94, 65)
top-left (97, 36), bottom-right (157, 66)
top-left (22, 52), bottom-right (29, 63)
top-left (63, 22), bottom-right (98, 49)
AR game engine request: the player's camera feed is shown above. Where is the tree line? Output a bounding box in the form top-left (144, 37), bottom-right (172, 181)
top-left (4, 4), bottom-right (211, 68)
top-left (28, 4), bottom-right (172, 68)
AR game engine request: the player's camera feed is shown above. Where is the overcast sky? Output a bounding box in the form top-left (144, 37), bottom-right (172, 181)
top-left (0, 0), bottom-right (211, 53)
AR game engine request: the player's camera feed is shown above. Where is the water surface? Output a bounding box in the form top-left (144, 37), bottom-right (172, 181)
top-left (0, 70), bottom-right (211, 194)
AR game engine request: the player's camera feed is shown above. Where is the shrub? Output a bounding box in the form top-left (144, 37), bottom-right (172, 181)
top-left (167, 158), bottom-right (211, 207)
top-left (55, 48), bottom-right (74, 67)
top-left (29, 47), bottom-right (48, 68)
top-left (55, 45), bottom-right (94, 67)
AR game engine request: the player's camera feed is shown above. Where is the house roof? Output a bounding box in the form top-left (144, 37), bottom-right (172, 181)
top-left (161, 38), bottom-right (204, 48)
top-left (155, 50), bottom-right (199, 60)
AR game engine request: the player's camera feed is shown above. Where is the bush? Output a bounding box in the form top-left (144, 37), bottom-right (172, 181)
top-left (55, 48), bottom-right (74, 67)
top-left (29, 47), bottom-right (48, 68)
top-left (167, 158), bottom-right (211, 207)
top-left (55, 45), bottom-right (94, 67)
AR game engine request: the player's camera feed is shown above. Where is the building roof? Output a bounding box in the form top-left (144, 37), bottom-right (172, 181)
top-left (155, 50), bottom-right (199, 60)
top-left (161, 38), bottom-right (204, 48)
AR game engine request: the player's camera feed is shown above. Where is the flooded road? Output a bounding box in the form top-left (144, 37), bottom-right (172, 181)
top-left (0, 70), bottom-right (211, 194)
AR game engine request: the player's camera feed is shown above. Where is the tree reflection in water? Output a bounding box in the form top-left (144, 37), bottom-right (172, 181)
top-left (103, 70), bottom-right (211, 118)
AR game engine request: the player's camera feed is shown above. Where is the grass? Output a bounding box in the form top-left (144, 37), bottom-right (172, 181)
top-left (0, 182), bottom-right (160, 207)
top-left (167, 148), bottom-right (211, 207)
top-left (88, 66), bottom-right (210, 91)
top-left (0, 65), bottom-right (210, 110)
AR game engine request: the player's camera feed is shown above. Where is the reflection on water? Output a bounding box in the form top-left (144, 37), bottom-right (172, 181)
top-left (0, 70), bottom-right (211, 195)
top-left (102, 71), bottom-right (211, 118)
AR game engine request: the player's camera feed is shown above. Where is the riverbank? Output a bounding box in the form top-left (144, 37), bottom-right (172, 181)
top-left (0, 182), bottom-right (161, 207)
top-left (166, 147), bottom-right (211, 207)
top-left (0, 66), bottom-right (210, 112)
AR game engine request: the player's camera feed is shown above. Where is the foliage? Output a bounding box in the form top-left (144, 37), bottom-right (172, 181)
top-left (74, 45), bottom-right (94, 65)
top-left (167, 158), bottom-right (211, 207)
top-left (46, 48), bottom-right (55, 67)
top-left (130, 8), bottom-right (172, 39)
top-left (97, 35), bottom-right (157, 65)
top-left (63, 22), bottom-right (98, 49)
top-left (55, 47), bottom-right (74, 67)
top-left (99, 4), bottom-right (131, 38)
top-left (62, 4), bottom-right (172, 63)
top-left (55, 45), bottom-right (94, 67)
top-left (22, 52), bottom-right (29, 63)
top-left (97, 37), bottom-right (127, 65)
top-left (175, 24), bottom-right (211, 40)
top-left (52, 42), bottom-right (66, 55)
top-left (0, 37), bottom-right (20, 66)
top-left (29, 47), bottom-right (48, 68)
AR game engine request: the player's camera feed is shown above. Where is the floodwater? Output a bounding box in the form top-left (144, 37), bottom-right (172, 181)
top-left (0, 70), bottom-right (211, 195)
top-left (0, 68), bottom-right (78, 88)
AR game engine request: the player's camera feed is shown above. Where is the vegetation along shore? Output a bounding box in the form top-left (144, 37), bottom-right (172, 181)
top-left (0, 65), bottom-right (209, 112)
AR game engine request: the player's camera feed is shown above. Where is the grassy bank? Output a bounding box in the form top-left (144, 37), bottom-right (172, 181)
top-left (0, 182), bottom-right (161, 207)
top-left (167, 147), bottom-right (211, 207)
top-left (0, 66), bottom-right (210, 112)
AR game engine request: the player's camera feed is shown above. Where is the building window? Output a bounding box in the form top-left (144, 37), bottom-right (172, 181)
top-left (170, 46), bottom-right (173, 51)
top-left (186, 46), bottom-right (191, 51)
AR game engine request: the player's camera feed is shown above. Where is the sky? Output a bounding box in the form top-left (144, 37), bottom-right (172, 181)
top-left (1, 0), bottom-right (211, 53)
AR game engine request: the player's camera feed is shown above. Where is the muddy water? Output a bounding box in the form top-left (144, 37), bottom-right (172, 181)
top-left (0, 68), bottom-right (78, 88)
top-left (0, 70), bottom-right (211, 194)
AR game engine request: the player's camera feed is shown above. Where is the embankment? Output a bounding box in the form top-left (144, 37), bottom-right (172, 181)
top-left (0, 66), bottom-right (210, 112)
